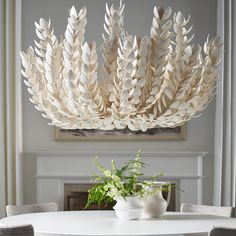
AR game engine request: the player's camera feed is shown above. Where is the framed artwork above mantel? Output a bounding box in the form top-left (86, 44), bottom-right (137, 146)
top-left (54, 125), bottom-right (186, 142)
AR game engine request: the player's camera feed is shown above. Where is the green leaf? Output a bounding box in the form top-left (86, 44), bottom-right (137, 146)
top-left (86, 149), bottom-right (169, 208)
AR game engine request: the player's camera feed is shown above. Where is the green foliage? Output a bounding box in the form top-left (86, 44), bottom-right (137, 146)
top-left (86, 149), bottom-right (167, 208)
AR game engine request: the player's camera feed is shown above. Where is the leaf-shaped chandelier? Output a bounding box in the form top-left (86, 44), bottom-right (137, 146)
top-left (21, 2), bottom-right (221, 131)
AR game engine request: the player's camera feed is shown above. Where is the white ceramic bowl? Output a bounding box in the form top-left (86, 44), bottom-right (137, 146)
top-left (114, 208), bottom-right (142, 220)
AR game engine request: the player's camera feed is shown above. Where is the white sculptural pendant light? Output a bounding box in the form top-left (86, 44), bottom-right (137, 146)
top-left (20, 1), bottom-right (221, 131)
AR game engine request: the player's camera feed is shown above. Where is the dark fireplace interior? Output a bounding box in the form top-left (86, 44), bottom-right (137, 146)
top-left (64, 183), bottom-right (176, 211)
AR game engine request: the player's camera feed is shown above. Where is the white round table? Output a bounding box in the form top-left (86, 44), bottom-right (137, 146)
top-left (1, 211), bottom-right (236, 236)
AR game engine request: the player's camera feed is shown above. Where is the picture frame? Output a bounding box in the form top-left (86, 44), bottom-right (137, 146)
top-left (54, 125), bottom-right (186, 142)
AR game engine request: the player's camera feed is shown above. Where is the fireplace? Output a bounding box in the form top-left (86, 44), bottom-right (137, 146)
top-left (64, 183), bottom-right (114, 210)
top-left (64, 183), bottom-right (176, 211)
top-left (35, 151), bottom-right (206, 210)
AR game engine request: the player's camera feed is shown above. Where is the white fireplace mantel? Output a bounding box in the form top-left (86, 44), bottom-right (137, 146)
top-left (33, 151), bottom-right (207, 210)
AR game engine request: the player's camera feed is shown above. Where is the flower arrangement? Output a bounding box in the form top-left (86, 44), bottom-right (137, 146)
top-left (86, 149), bottom-right (166, 208)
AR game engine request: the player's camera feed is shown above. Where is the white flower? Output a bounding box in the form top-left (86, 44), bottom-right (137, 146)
top-left (103, 170), bottom-right (112, 177)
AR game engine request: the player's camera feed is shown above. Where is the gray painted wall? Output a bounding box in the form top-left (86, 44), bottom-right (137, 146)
top-left (21, 0), bottom-right (217, 204)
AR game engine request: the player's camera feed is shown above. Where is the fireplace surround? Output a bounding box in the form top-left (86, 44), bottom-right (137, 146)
top-left (35, 151), bottom-right (206, 210)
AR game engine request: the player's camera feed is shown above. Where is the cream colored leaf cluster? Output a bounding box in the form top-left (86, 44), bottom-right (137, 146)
top-left (21, 3), bottom-right (221, 131)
